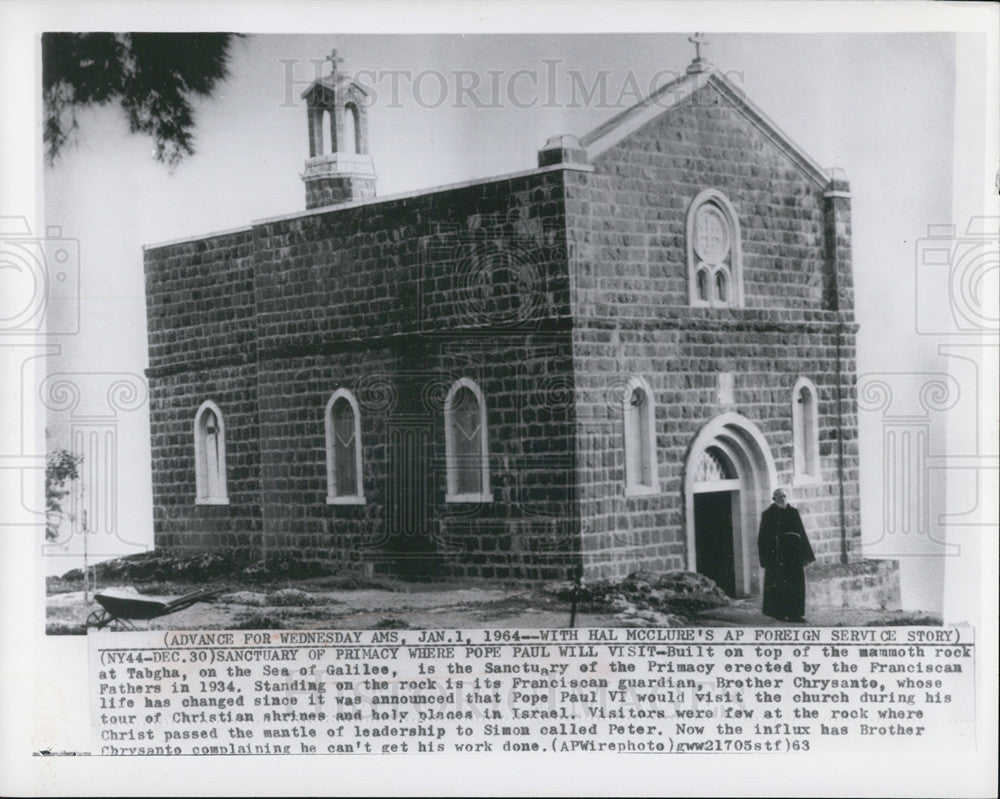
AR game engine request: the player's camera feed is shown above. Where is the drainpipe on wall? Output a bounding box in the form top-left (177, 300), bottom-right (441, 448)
top-left (835, 327), bottom-right (848, 565)
top-left (824, 168), bottom-right (852, 566)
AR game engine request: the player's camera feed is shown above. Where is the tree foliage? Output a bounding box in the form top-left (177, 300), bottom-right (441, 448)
top-left (43, 32), bottom-right (242, 168)
top-left (46, 446), bottom-right (83, 541)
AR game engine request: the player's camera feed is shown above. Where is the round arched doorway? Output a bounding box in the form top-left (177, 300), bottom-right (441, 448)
top-left (684, 413), bottom-right (777, 597)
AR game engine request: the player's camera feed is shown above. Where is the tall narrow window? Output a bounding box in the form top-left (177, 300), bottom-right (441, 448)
top-left (687, 189), bottom-right (743, 308)
top-left (696, 268), bottom-right (709, 302)
top-left (792, 377), bottom-right (820, 483)
top-left (321, 109), bottom-right (333, 154)
top-left (623, 376), bottom-right (659, 495)
top-left (715, 270), bottom-right (728, 303)
top-left (325, 389), bottom-right (364, 504)
top-left (343, 102), bottom-right (361, 154)
top-left (444, 378), bottom-right (492, 502)
top-left (194, 400), bottom-right (228, 504)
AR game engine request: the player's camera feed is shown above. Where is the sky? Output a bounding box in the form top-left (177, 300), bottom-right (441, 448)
top-left (23, 28), bottom-right (995, 617)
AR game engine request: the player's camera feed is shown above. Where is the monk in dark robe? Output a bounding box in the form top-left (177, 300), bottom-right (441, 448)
top-left (758, 488), bottom-right (815, 622)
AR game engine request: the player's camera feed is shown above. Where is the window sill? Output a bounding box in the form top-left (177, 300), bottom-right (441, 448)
top-left (625, 484), bottom-right (660, 497)
top-left (327, 495), bottom-right (366, 505)
top-left (446, 492), bottom-right (494, 504)
top-left (195, 497), bottom-right (229, 505)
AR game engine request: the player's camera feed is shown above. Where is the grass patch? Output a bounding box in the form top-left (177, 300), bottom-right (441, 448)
top-left (50, 551), bottom-right (394, 593)
top-left (546, 570), bottom-right (731, 617)
top-left (231, 611), bottom-right (286, 630)
top-left (864, 612), bottom-right (943, 626)
top-left (373, 617), bottom-right (410, 629)
top-left (46, 621), bottom-right (87, 636)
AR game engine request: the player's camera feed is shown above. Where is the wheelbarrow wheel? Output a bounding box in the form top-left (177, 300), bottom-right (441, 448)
top-left (86, 611), bottom-right (136, 631)
top-left (86, 609), bottom-right (112, 629)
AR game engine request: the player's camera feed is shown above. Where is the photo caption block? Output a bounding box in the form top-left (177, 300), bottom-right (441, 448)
top-left (89, 627), bottom-right (975, 755)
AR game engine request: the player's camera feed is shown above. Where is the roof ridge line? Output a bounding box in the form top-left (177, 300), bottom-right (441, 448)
top-left (706, 74), bottom-right (829, 187)
top-left (578, 71), bottom-right (705, 148)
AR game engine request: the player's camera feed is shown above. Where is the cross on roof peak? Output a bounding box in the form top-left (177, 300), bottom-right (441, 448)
top-left (326, 48), bottom-right (345, 73)
top-left (685, 32), bottom-right (715, 74)
top-left (688, 32), bottom-right (709, 61)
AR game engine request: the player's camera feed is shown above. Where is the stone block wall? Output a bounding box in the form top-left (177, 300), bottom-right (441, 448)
top-left (568, 83), bottom-right (834, 318)
top-left (144, 229), bottom-right (256, 368)
top-left (252, 168), bottom-right (574, 346)
top-left (569, 320), bottom-right (860, 579)
top-left (563, 81), bottom-right (861, 579)
top-left (249, 168), bottom-right (580, 578)
top-left (807, 560), bottom-right (901, 611)
top-left (304, 175), bottom-right (377, 210)
top-left (146, 364), bottom-right (263, 555)
top-left (142, 78), bottom-right (862, 584)
top-left (145, 168), bottom-right (586, 578)
top-left (144, 229), bottom-right (262, 557)
top-left (252, 337), bottom-right (579, 579)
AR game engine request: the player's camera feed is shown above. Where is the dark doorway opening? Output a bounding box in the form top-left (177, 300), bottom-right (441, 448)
top-left (385, 424), bottom-right (440, 579)
top-left (694, 490), bottom-right (736, 597)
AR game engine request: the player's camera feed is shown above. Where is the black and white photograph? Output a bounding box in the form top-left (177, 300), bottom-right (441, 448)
top-left (1, 2), bottom-right (997, 796)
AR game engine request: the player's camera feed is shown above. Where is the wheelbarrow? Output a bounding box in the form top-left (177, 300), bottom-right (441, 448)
top-left (86, 586), bottom-right (228, 630)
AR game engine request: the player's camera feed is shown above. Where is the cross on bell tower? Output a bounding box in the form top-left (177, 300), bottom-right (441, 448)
top-left (325, 48), bottom-right (344, 74)
top-left (686, 32), bottom-right (714, 74)
top-left (300, 47), bottom-right (377, 209)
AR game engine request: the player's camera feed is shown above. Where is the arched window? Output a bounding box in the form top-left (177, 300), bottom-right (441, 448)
top-left (308, 108), bottom-right (322, 157)
top-left (325, 389), bottom-right (364, 504)
top-left (715, 270), bottom-right (728, 303)
top-left (792, 377), bottom-right (820, 483)
top-left (623, 376), bottom-right (659, 496)
top-left (696, 268), bottom-right (709, 302)
top-left (343, 102), bottom-right (361, 154)
top-left (444, 378), bottom-right (492, 502)
top-left (194, 400), bottom-right (228, 504)
top-left (692, 447), bottom-right (735, 484)
top-left (687, 189), bottom-right (742, 308)
top-left (322, 109), bottom-right (334, 154)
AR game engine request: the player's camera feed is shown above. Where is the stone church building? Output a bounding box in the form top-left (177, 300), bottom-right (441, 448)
top-left (143, 49), bottom-right (861, 594)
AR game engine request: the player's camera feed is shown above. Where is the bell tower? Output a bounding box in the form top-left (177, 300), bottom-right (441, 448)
top-left (302, 49), bottom-right (377, 209)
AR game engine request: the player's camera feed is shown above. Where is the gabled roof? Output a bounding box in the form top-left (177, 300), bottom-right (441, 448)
top-left (300, 72), bottom-right (371, 101)
top-left (579, 64), bottom-right (830, 188)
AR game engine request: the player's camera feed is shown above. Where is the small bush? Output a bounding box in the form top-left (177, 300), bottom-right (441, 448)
top-left (373, 617), bottom-right (410, 629)
top-left (267, 588), bottom-right (318, 607)
top-left (549, 570), bottom-right (731, 618)
top-left (59, 551), bottom-right (368, 587)
top-left (231, 612), bottom-right (285, 630)
top-left (864, 612), bottom-right (942, 627)
top-left (46, 621), bottom-right (87, 636)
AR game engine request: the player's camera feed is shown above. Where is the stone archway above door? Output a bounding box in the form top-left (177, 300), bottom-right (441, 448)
top-left (683, 412), bottom-right (778, 597)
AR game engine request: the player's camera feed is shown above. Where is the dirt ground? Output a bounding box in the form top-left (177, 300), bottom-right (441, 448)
top-left (46, 578), bottom-right (941, 634)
